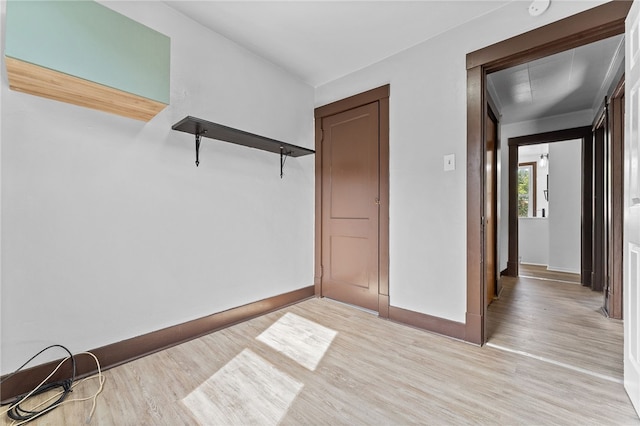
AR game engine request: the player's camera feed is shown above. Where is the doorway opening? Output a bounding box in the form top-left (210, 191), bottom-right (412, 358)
top-left (465, 1), bottom-right (630, 345)
top-left (505, 129), bottom-right (591, 283)
top-left (510, 138), bottom-right (582, 280)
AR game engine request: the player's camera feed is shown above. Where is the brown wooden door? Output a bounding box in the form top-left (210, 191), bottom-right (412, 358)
top-left (485, 107), bottom-right (498, 306)
top-left (321, 102), bottom-right (379, 311)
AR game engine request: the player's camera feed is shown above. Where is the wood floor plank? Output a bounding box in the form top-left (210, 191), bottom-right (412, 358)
top-left (519, 263), bottom-right (582, 283)
top-left (487, 273), bottom-right (624, 380)
top-left (2, 291), bottom-right (638, 425)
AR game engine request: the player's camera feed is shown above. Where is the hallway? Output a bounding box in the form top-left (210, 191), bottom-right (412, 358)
top-left (487, 267), bottom-right (623, 381)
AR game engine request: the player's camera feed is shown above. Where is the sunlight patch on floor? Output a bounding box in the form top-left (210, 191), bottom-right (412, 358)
top-left (257, 312), bottom-right (337, 371)
top-left (182, 349), bottom-right (303, 425)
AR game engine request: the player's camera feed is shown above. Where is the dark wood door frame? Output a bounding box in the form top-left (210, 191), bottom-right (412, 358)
top-left (583, 127), bottom-right (595, 289)
top-left (314, 85), bottom-right (390, 317)
top-left (506, 127), bottom-right (592, 281)
top-left (595, 75), bottom-right (625, 318)
top-left (608, 77), bottom-right (625, 319)
top-left (486, 105), bottom-right (499, 301)
top-left (593, 115), bottom-right (607, 292)
top-left (465, 2), bottom-right (630, 345)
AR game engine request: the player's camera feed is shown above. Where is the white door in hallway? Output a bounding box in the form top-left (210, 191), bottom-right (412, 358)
top-left (625, 0), bottom-right (640, 416)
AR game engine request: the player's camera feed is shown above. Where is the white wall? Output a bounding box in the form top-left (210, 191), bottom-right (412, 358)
top-left (547, 140), bottom-right (582, 273)
top-left (0, 1), bottom-right (314, 373)
top-left (316, 2), bottom-right (605, 323)
top-left (519, 218), bottom-right (549, 265)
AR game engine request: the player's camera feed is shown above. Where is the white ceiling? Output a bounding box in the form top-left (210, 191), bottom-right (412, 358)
top-left (164, 1), bottom-right (624, 124)
top-left (487, 34), bottom-right (624, 124)
top-left (164, 1), bottom-right (512, 87)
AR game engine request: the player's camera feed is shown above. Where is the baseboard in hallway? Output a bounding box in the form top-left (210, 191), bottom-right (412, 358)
top-left (518, 274), bottom-right (582, 285)
top-left (518, 263), bottom-right (581, 284)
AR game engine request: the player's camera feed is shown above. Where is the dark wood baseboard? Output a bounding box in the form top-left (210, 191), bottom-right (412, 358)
top-left (506, 261), bottom-right (518, 277)
top-left (500, 268), bottom-right (508, 276)
top-left (0, 285), bottom-right (314, 403)
top-left (465, 312), bottom-right (483, 345)
top-left (378, 294), bottom-right (390, 319)
top-left (388, 305), bottom-right (466, 341)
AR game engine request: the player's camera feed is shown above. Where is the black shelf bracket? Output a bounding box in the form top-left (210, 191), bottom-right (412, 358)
top-left (172, 116), bottom-right (314, 177)
top-left (194, 133), bottom-right (201, 167)
top-left (280, 146), bottom-right (291, 179)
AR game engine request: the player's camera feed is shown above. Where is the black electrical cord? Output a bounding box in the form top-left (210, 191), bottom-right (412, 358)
top-left (0, 345), bottom-right (76, 423)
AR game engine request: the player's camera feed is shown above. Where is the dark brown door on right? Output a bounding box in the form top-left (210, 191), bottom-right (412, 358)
top-left (321, 102), bottom-right (380, 312)
top-left (485, 107), bottom-right (498, 306)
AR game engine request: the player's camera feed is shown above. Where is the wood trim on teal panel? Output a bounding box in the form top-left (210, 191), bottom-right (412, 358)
top-left (5, 0), bottom-right (170, 104)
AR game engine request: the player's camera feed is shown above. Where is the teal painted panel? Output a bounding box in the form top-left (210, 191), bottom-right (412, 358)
top-left (5, 0), bottom-right (170, 104)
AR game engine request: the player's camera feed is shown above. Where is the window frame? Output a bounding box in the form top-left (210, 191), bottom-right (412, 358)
top-left (518, 161), bottom-right (538, 218)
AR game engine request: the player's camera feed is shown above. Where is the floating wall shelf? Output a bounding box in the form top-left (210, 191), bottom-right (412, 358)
top-left (172, 116), bottom-right (315, 177)
top-left (4, 0), bottom-right (170, 122)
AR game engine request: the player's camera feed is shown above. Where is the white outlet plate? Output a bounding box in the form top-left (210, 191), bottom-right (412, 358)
top-left (444, 154), bottom-right (455, 171)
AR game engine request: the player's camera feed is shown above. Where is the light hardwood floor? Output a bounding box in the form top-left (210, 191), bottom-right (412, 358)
top-left (487, 266), bottom-right (623, 380)
top-left (3, 283), bottom-right (639, 425)
top-left (517, 263), bottom-right (582, 284)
